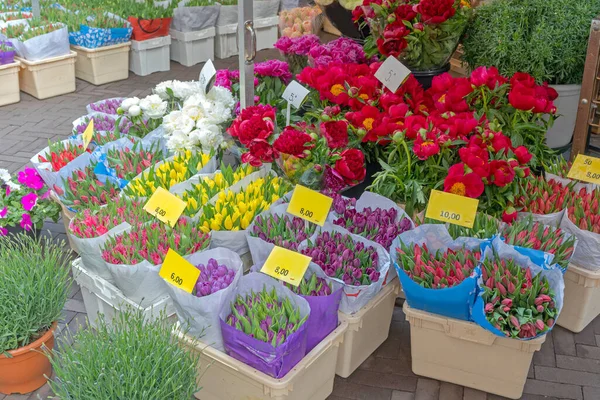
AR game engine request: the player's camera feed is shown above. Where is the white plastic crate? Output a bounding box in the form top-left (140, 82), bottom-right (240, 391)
top-left (214, 23), bottom-right (237, 59)
top-left (72, 42), bottom-right (130, 85)
top-left (557, 263), bottom-right (600, 332)
top-left (0, 60), bottom-right (20, 106)
top-left (15, 51), bottom-right (76, 100)
top-left (255, 16), bottom-right (279, 51)
top-left (129, 36), bottom-right (171, 76)
top-left (170, 27), bottom-right (215, 67)
top-left (176, 321), bottom-right (348, 400)
top-left (336, 279), bottom-right (400, 378)
top-left (71, 258), bottom-right (175, 329)
top-left (404, 302), bottom-right (545, 399)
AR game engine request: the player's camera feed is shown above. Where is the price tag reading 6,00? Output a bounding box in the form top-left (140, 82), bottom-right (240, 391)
top-left (158, 249), bottom-right (200, 293)
top-left (286, 185), bottom-right (333, 226)
top-left (261, 246), bottom-right (312, 287)
top-left (425, 189), bottom-right (479, 229)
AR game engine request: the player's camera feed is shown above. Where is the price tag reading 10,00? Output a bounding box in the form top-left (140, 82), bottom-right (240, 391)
top-left (286, 184), bottom-right (333, 226)
top-left (261, 246), bottom-right (312, 287)
top-left (159, 249), bottom-right (200, 293)
top-left (425, 189), bottom-right (479, 229)
top-left (142, 187), bottom-right (187, 228)
top-left (567, 154), bottom-right (600, 185)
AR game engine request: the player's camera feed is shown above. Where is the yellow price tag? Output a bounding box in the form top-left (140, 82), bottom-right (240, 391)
top-left (286, 185), bottom-right (333, 226)
top-left (82, 119), bottom-right (94, 150)
top-left (425, 189), bottom-right (479, 228)
top-left (143, 187), bottom-right (187, 227)
top-left (567, 154), bottom-right (600, 184)
top-left (159, 248), bottom-right (200, 293)
top-left (261, 246), bottom-right (312, 287)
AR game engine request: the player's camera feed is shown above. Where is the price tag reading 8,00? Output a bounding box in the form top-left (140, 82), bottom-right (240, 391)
top-left (261, 246), bottom-right (312, 287)
top-left (286, 185), bottom-right (333, 226)
top-left (143, 187), bottom-right (187, 228)
top-left (425, 189), bottom-right (479, 228)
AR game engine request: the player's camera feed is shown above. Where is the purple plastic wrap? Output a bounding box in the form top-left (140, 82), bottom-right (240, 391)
top-left (219, 273), bottom-right (310, 379)
top-left (302, 287), bottom-right (343, 352)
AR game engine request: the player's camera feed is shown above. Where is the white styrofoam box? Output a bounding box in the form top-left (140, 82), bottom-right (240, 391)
top-left (72, 42), bottom-right (130, 85)
top-left (15, 51), bottom-right (77, 100)
top-left (404, 302), bottom-right (545, 399)
top-left (72, 258), bottom-right (176, 329)
top-left (556, 263), bottom-right (600, 332)
top-left (129, 35), bottom-right (171, 76)
top-left (336, 279), bottom-right (400, 378)
top-left (176, 321), bottom-right (348, 400)
top-left (170, 27), bottom-right (215, 67)
top-left (255, 16), bottom-right (279, 51)
top-left (215, 23), bottom-right (237, 59)
top-left (0, 60), bottom-right (20, 106)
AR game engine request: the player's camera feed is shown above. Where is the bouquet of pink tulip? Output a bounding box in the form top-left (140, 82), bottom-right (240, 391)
top-left (515, 175), bottom-right (578, 215)
top-left (502, 218), bottom-right (576, 270)
top-left (101, 219), bottom-right (210, 266)
top-left (249, 213), bottom-right (317, 251)
top-left (69, 197), bottom-right (153, 239)
top-left (193, 258), bottom-right (237, 298)
top-left (567, 190), bottom-right (600, 234)
top-left (103, 144), bottom-right (162, 181)
top-left (53, 167), bottom-right (120, 210)
top-left (481, 258), bottom-right (557, 338)
top-left (301, 231), bottom-right (380, 286)
top-left (396, 243), bottom-right (481, 289)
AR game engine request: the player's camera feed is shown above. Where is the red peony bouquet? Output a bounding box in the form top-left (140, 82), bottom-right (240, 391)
top-left (353, 0), bottom-right (472, 71)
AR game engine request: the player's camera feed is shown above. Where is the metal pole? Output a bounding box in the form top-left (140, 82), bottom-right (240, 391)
top-left (32, 0), bottom-right (40, 18)
top-left (238, 0), bottom-right (256, 110)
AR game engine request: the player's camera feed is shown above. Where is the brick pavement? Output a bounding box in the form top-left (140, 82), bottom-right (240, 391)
top-left (2, 55), bottom-right (600, 400)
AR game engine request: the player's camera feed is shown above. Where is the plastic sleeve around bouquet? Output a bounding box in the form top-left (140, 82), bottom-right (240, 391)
top-left (13, 23), bottom-right (70, 61)
top-left (298, 223), bottom-right (391, 314)
top-left (85, 97), bottom-right (127, 116)
top-left (516, 209), bottom-right (565, 229)
top-left (193, 168), bottom-right (275, 255)
top-left (471, 238), bottom-right (564, 340)
top-left (216, 4), bottom-right (238, 26)
top-left (278, 6), bottom-right (323, 37)
top-left (219, 272), bottom-right (309, 378)
top-left (70, 13), bottom-right (132, 48)
top-left (30, 137), bottom-right (94, 190)
top-left (173, 2), bottom-right (220, 32)
top-left (391, 224), bottom-right (486, 321)
top-left (254, 0), bottom-right (281, 19)
top-left (163, 247), bottom-right (243, 351)
top-left (559, 211), bottom-right (600, 271)
top-left (275, 153), bottom-right (324, 191)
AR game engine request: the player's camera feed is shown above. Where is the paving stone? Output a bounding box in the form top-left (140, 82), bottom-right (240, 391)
top-left (414, 378), bottom-right (439, 400)
top-left (438, 382), bottom-right (463, 400)
top-left (583, 386), bottom-right (600, 400)
top-left (358, 355), bottom-right (416, 377)
top-left (524, 378), bottom-right (583, 399)
top-left (535, 366), bottom-right (600, 388)
top-left (557, 354), bottom-right (600, 374)
top-left (553, 327), bottom-right (578, 356)
top-left (462, 387), bottom-right (486, 400)
top-left (348, 369), bottom-right (417, 392)
top-left (63, 298), bottom-right (86, 314)
top-left (535, 331), bottom-right (557, 367)
top-left (332, 379), bottom-right (393, 400)
top-left (576, 344), bottom-right (600, 360)
top-left (391, 391), bottom-right (415, 400)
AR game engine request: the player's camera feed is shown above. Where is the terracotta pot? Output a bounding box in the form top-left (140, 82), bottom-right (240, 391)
top-left (0, 322), bottom-right (57, 395)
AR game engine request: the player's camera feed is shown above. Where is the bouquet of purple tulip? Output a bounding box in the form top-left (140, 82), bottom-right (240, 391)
top-left (88, 98), bottom-right (124, 115)
top-left (301, 231), bottom-right (380, 286)
top-left (194, 258), bottom-right (236, 297)
top-left (250, 213), bottom-right (317, 251)
top-left (331, 194), bottom-right (357, 215)
top-left (333, 207), bottom-right (413, 249)
top-left (285, 272), bottom-right (332, 296)
top-left (225, 285), bottom-right (308, 347)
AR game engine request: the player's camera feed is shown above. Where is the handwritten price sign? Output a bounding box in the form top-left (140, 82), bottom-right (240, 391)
top-left (374, 56), bottom-right (411, 93)
top-left (286, 184), bottom-right (333, 226)
top-left (143, 187), bottom-right (187, 227)
top-left (199, 59), bottom-right (217, 94)
top-left (567, 154), bottom-right (600, 184)
top-left (425, 190), bottom-right (479, 228)
top-left (261, 246), bottom-right (312, 287)
top-left (82, 119), bottom-right (94, 150)
top-left (282, 81), bottom-right (310, 109)
top-left (159, 249), bottom-right (200, 293)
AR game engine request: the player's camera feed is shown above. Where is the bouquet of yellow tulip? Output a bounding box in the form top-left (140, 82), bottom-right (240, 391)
top-left (123, 150), bottom-right (214, 197)
top-left (179, 164), bottom-right (257, 217)
top-left (198, 174), bottom-right (292, 233)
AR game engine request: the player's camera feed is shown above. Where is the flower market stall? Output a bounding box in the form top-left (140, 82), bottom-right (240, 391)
top-left (4, 0), bottom-right (600, 399)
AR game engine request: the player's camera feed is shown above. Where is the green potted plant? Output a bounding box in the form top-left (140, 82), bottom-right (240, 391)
top-left (0, 235), bottom-right (71, 394)
top-left (49, 308), bottom-right (200, 399)
top-left (462, 0), bottom-right (600, 151)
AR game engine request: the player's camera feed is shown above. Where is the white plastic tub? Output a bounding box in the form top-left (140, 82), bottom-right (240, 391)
top-left (72, 42), bottom-right (131, 85)
top-left (176, 321), bottom-right (348, 400)
top-left (556, 263), bottom-right (600, 332)
top-left (214, 23), bottom-right (237, 59)
top-left (404, 302), bottom-right (545, 399)
top-left (170, 27), bottom-right (215, 67)
top-left (72, 258), bottom-right (175, 329)
top-left (255, 16), bottom-right (279, 51)
top-left (336, 279), bottom-right (400, 378)
top-left (130, 36), bottom-right (171, 76)
top-left (0, 60), bottom-right (20, 106)
top-left (15, 51), bottom-right (76, 99)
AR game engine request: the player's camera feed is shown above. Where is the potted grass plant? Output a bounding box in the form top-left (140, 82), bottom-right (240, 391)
top-left (0, 234), bottom-right (71, 395)
top-left (49, 308), bottom-right (200, 399)
top-left (462, 0), bottom-right (600, 152)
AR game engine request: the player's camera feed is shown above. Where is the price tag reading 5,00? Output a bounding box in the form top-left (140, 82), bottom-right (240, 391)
top-left (286, 185), bottom-right (333, 226)
top-left (425, 189), bottom-right (479, 228)
top-left (261, 246), bottom-right (312, 287)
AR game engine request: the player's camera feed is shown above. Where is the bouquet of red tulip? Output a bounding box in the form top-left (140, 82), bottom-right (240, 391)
top-left (561, 189), bottom-right (600, 270)
top-left (566, 190), bottom-right (600, 234)
top-left (515, 175), bottom-right (578, 217)
top-left (396, 243), bottom-right (481, 289)
top-left (101, 143), bottom-right (164, 182)
top-left (502, 217), bottom-right (576, 270)
top-left (38, 141), bottom-right (90, 172)
top-left (354, 0), bottom-right (471, 71)
top-left (479, 257), bottom-right (557, 339)
top-left (53, 166), bottom-right (120, 210)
